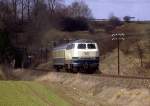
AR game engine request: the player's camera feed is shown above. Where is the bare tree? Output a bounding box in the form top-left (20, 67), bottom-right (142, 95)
top-left (11, 0), bottom-right (18, 20)
top-left (47, 0), bottom-right (63, 15)
top-left (109, 15), bottom-right (122, 27)
top-left (26, 0), bottom-right (30, 19)
top-left (136, 42), bottom-right (144, 67)
top-left (67, 1), bottom-right (92, 18)
top-left (21, 0), bottom-right (24, 22)
top-left (47, 0), bottom-right (55, 14)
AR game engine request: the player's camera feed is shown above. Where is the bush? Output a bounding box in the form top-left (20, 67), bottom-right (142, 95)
top-left (109, 16), bottom-right (123, 27)
top-left (61, 17), bottom-right (89, 32)
top-left (0, 32), bottom-right (15, 63)
top-left (105, 25), bottom-right (114, 32)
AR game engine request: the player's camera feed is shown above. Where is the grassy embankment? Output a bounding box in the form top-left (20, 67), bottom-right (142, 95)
top-left (0, 81), bottom-right (72, 106)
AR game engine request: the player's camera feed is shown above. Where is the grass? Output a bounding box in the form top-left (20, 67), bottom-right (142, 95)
top-left (0, 81), bottom-right (72, 106)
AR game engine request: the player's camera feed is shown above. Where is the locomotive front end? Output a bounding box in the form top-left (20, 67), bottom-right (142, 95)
top-left (71, 41), bottom-right (100, 73)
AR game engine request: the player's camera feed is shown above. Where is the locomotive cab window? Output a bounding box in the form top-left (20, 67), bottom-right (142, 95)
top-left (78, 44), bottom-right (86, 49)
top-left (87, 44), bottom-right (96, 49)
top-left (66, 44), bottom-right (74, 50)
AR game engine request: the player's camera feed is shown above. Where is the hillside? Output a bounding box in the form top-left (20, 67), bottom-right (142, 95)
top-left (38, 22), bottom-right (150, 76)
top-left (0, 22), bottom-right (149, 106)
top-left (99, 23), bottom-right (150, 76)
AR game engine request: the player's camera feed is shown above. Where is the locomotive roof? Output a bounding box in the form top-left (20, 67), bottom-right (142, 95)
top-left (53, 44), bottom-right (68, 50)
top-left (53, 39), bottom-right (96, 50)
top-left (70, 39), bottom-right (96, 43)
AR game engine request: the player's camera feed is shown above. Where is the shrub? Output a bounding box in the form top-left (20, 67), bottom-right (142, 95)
top-left (61, 17), bottom-right (89, 32)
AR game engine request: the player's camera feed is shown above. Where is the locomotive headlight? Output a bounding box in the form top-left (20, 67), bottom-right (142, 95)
top-left (93, 57), bottom-right (99, 60)
top-left (72, 57), bottom-right (79, 59)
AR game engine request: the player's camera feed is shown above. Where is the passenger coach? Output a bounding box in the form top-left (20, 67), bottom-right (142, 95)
top-left (52, 39), bottom-right (99, 73)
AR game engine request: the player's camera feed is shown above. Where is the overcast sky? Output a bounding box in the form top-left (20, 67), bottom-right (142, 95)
top-left (65, 0), bottom-right (150, 20)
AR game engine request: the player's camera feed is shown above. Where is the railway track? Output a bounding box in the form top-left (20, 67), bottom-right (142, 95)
top-left (32, 68), bottom-right (150, 80)
top-left (96, 74), bottom-right (150, 80)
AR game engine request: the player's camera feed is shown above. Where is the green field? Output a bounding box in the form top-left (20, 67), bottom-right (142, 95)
top-left (0, 81), bottom-right (71, 106)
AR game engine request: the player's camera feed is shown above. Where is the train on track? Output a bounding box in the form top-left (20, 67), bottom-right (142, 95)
top-left (52, 39), bottom-right (100, 73)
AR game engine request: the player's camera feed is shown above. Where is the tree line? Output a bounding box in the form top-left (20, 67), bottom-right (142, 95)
top-left (0, 0), bottom-right (92, 65)
top-left (0, 0), bottom-right (141, 68)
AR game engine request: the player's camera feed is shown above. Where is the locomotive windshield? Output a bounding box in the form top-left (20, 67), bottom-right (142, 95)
top-left (77, 43), bottom-right (96, 49)
top-left (87, 44), bottom-right (96, 49)
top-left (78, 44), bottom-right (86, 49)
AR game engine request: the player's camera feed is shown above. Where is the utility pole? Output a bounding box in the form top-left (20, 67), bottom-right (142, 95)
top-left (112, 33), bottom-right (125, 75)
top-left (117, 35), bottom-right (120, 75)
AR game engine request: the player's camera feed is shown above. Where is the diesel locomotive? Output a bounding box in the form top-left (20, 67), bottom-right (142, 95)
top-left (52, 39), bottom-right (100, 73)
